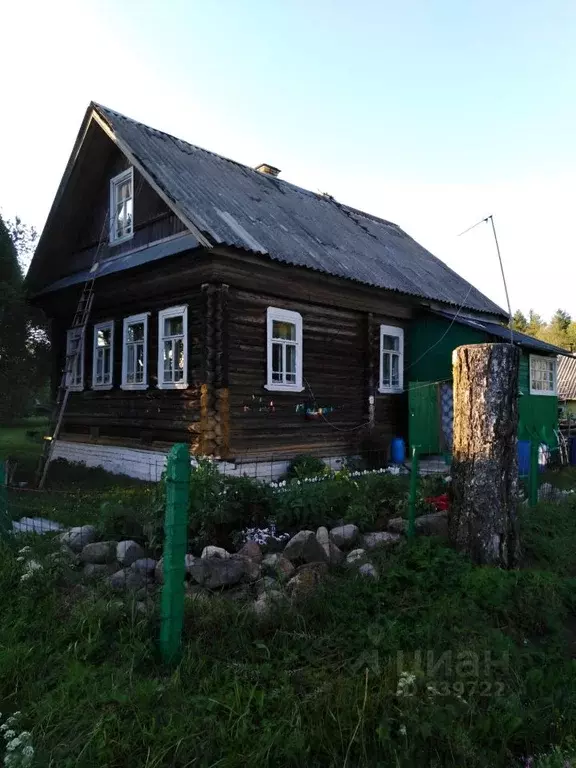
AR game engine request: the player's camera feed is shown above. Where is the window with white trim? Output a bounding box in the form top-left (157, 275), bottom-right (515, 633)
top-left (122, 313), bottom-right (149, 390)
top-left (66, 328), bottom-right (84, 391)
top-left (379, 325), bottom-right (404, 393)
top-left (158, 305), bottom-right (188, 389)
top-left (529, 355), bottom-right (557, 395)
top-left (265, 307), bottom-right (303, 392)
top-left (109, 167), bottom-right (134, 244)
top-left (92, 321), bottom-right (114, 389)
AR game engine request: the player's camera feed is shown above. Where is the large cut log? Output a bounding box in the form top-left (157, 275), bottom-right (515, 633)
top-left (450, 343), bottom-right (520, 568)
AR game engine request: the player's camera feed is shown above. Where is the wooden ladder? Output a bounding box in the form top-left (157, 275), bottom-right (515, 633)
top-left (37, 218), bottom-right (109, 489)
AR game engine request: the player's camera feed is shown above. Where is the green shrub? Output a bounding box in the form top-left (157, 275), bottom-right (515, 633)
top-left (343, 472), bottom-right (409, 530)
top-left (187, 459), bottom-right (273, 549)
top-left (285, 454), bottom-right (327, 480)
top-left (273, 475), bottom-right (353, 530)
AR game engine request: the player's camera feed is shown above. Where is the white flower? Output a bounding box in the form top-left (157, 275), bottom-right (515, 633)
top-left (23, 745), bottom-right (34, 757)
top-left (399, 724), bottom-right (407, 736)
top-left (16, 557), bottom-right (25, 563)
top-left (0, 724), bottom-right (8, 732)
top-left (6, 737), bottom-right (21, 751)
top-left (19, 731), bottom-right (31, 740)
top-left (4, 730), bottom-right (15, 739)
top-left (18, 547), bottom-right (31, 555)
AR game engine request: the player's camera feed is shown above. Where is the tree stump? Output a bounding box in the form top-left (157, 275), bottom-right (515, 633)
top-left (450, 343), bottom-right (520, 568)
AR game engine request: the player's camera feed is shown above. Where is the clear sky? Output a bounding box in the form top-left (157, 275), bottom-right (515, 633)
top-left (1, 0), bottom-right (575, 318)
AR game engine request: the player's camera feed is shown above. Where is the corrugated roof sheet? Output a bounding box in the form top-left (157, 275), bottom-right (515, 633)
top-left (91, 103), bottom-right (506, 317)
top-left (433, 310), bottom-right (572, 357)
top-left (558, 356), bottom-right (576, 399)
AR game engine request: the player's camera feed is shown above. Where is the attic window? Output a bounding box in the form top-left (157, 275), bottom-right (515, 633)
top-left (109, 168), bottom-right (134, 244)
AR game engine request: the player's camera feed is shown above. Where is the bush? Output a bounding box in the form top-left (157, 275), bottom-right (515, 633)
top-left (273, 475), bottom-right (353, 530)
top-left (343, 471), bottom-right (409, 530)
top-left (285, 454), bottom-right (327, 480)
top-left (188, 459), bottom-right (273, 549)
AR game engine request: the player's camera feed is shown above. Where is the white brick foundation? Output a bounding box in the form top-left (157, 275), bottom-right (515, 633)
top-left (50, 441), bottom-right (346, 483)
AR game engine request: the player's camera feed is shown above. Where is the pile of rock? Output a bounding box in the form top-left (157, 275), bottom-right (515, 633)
top-left (38, 509), bottom-right (451, 616)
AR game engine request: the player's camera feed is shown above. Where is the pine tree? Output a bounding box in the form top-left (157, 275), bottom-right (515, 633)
top-left (512, 310), bottom-right (528, 332)
top-left (0, 214), bottom-right (32, 422)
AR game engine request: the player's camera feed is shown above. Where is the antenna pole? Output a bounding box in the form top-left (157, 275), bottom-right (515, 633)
top-left (488, 215), bottom-right (514, 344)
top-left (459, 214), bottom-right (514, 344)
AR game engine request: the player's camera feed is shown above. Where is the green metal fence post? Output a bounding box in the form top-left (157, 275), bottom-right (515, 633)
top-left (160, 443), bottom-right (190, 664)
top-left (407, 446), bottom-right (419, 540)
top-left (0, 461), bottom-right (10, 542)
top-left (529, 440), bottom-right (539, 507)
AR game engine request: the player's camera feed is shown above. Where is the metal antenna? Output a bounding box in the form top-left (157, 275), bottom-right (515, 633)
top-left (459, 214), bottom-right (514, 344)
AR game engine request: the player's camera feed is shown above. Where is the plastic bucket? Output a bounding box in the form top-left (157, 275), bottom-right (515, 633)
top-left (391, 437), bottom-right (406, 464)
top-left (518, 440), bottom-right (530, 476)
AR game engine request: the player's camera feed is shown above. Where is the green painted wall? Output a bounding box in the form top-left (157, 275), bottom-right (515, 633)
top-left (408, 316), bottom-right (487, 382)
top-left (518, 394), bottom-right (558, 445)
top-left (408, 315), bottom-right (559, 452)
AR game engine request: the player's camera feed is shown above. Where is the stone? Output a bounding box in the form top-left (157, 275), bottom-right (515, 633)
top-left (358, 563), bottom-right (379, 580)
top-left (237, 540), bottom-right (263, 563)
top-left (316, 526), bottom-right (344, 565)
top-left (108, 568), bottom-right (148, 591)
top-left (253, 590), bottom-right (285, 616)
top-left (362, 532), bottom-right (401, 551)
top-left (387, 517), bottom-right (408, 535)
top-left (295, 561), bottom-right (329, 580)
top-left (255, 576), bottom-right (279, 596)
top-left (188, 557), bottom-right (245, 589)
top-left (286, 569), bottom-right (319, 600)
top-left (415, 513), bottom-right (449, 538)
top-left (130, 558), bottom-right (157, 574)
top-left (12, 517), bottom-right (64, 535)
top-left (60, 525), bottom-right (97, 553)
top-left (82, 562), bottom-right (117, 580)
top-left (79, 541), bottom-right (117, 564)
top-left (329, 524), bottom-right (359, 550)
top-left (230, 554), bottom-right (261, 583)
top-left (346, 548), bottom-right (367, 566)
top-left (201, 545), bottom-right (230, 559)
top-left (221, 584), bottom-right (252, 602)
top-left (262, 553), bottom-right (295, 581)
top-left (283, 530), bottom-right (328, 564)
top-left (116, 540), bottom-right (146, 567)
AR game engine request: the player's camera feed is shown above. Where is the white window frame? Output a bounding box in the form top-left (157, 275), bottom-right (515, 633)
top-left (109, 167), bottom-right (134, 245)
top-left (158, 305), bottom-right (188, 390)
top-left (265, 307), bottom-right (304, 392)
top-left (121, 313), bottom-right (149, 390)
top-left (379, 325), bottom-right (404, 394)
top-left (92, 320), bottom-right (114, 390)
top-left (66, 328), bottom-right (84, 392)
top-left (529, 354), bottom-right (557, 396)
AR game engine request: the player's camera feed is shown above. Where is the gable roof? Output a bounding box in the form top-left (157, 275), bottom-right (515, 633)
top-left (433, 309), bottom-right (573, 358)
top-left (558, 355), bottom-right (576, 400)
top-left (31, 102), bottom-right (506, 318)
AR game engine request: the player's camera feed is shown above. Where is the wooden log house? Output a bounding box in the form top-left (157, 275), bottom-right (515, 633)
top-left (26, 103), bottom-right (569, 480)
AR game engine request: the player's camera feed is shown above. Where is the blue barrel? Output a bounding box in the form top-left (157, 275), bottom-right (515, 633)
top-left (391, 437), bottom-right (406, 464)
top-left (518, 440), bottom-right (531, 476)
top-left (570, 437), bottom-right (576, 467)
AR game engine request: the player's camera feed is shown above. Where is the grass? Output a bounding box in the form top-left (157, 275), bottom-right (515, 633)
top-left (3, 440), bottom-right (576, 765)
top-left (2, 490), bottom-right (576, 765)
top-left (0, 419), bottom-right (49, 481)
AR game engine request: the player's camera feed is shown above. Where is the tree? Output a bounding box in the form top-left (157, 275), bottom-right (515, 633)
top-left (0, 213), bottom-right (50, 424)
top-left (512, 310), bottom-right (528, 332)
top-left (0, 215), bottom-right (30, 421)
top-left (6, 216), bottom-right (38, 273)
top-left (450, 343), bottom-right (520, 568)
top-left (526, 310), bottom-right (544, 338)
